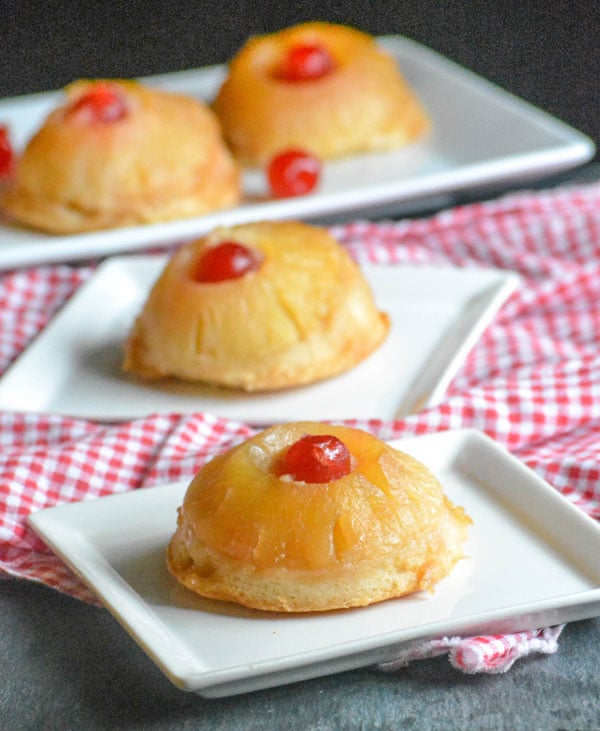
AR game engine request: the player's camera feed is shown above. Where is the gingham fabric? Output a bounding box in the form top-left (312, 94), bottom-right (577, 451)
top-left (3, 181), bottom-right (600, 674)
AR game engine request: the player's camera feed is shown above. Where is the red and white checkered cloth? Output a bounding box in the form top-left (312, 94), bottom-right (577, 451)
top-left (2, 181), bottom-right (600, 674)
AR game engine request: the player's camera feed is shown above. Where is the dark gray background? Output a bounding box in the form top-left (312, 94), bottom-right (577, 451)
top-left (2, 1), bottom-right (599, 154)
top-left (2, 2), bottom-right (600, 729)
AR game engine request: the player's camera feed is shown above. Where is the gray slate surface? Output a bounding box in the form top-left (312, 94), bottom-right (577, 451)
top-left (2, 577), bottom-right (600, 730)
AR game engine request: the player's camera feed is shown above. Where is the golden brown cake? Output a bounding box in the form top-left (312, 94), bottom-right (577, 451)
top-left (213, 21), bottom-right (430, 166)
top-left (167, 421), bottom-right (471, 612)
top-left (1, 79), bottom-right (241, 233)
top-left (123, 220), bottom-right (390, 392)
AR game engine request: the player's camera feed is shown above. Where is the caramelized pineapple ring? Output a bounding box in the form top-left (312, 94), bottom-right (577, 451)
top-left (213, 21), bottom-right (430, 165)
top-left (1, 79), bottom-right (241, 234)
top-left (182, 422), bottom-right (458, 570)
top-left (167, 422), bottom-right (472, 611)
top-left (123, 220), bottom-right (389, 392)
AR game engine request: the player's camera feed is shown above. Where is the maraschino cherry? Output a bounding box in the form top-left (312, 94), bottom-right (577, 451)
top-left (277, 434), bottom-right (353, 483)
top-left (0, 125), bottom-right (14, 178)
top-left (267, 148), bottom-right (321, 198)
top-left (68, 83), bottom-right (128, 123)
top-left (275, 42), bottom-right (336, 81)
top-left (193, 241), bottom-right (263, 283)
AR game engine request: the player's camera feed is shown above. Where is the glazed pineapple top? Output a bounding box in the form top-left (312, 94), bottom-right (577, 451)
top-left (1, 78), bottom-right (241, 233)
top-left (126, 221), bottom-right (386, 376)
top-left (179, 422), bottom-right (462, 572)
top-left (213, 21), bottom-right (430, 165)
top-left (11, 80), bottom-right (225, 200)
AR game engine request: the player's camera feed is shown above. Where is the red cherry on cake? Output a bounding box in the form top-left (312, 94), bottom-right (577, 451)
top-left (277, 434), bottom-right (353, 483)
top-left (68, 83), bottom-right (128, 123)
top-left (275, 42), bottom-right (336, 81)
top-left (193, 241), bottom-right (263, 283)
top-left (0, 125), bottom-right (14, 178)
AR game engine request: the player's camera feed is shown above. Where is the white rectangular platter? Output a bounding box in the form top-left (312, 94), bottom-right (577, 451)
top-left (27, 428), bottom-right (600, 697)
top-left (0, 35), bottom-right (593, 270)
top-left (0, 256), bottom-right (518, 422)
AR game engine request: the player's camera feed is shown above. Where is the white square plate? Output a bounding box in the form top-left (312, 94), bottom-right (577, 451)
top-left (27, 429), bottom-right (600, 697)
top-left (0, 35), bottom-right (593, 270)
top-left (0, 256), bottom-right (518, 422)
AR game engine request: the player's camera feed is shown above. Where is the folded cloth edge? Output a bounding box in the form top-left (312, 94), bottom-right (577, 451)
top-left (376, 625), bottom-right (564, 674)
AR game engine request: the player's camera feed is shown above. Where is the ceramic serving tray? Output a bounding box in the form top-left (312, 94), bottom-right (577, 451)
top-left (0, 35), bottom-right (593, 269)
top-left (0, 256), bottom-right (518, 422)
top-left (28, 428), bottom-right (600, 697)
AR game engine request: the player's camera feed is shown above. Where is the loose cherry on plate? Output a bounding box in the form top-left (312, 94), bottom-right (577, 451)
top-left (275, 42), bottom-right (336, 81)
top-left (277, 434), bottom-right (353, 483)
top-left (0, 125), bottom-right (14, 178)
top-left (267, 148), bottom-right (322, 198)
top-left (192, 241), bottom-right (263, 283)
top-left (68, 83), bottom-right (128, 123)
